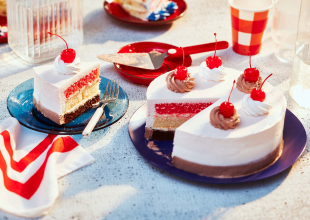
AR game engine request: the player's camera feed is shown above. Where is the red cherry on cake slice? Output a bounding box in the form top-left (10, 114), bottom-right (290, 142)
top-left (174, 47), bottom-right (188, 81)
top-left (205, 33), bottom-right (223, 70)
top-left (48, 32), bottom-right (76, 63)
top-left (243, 50), bottom-right (260, 82)
top-left (219, 80), bottom-right (236, 118)
top-left (251, 73), bottom-right (273, 102)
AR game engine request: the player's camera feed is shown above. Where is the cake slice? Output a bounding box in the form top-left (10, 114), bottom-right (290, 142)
top-left (145, 66), bottom-right (240, 140)
top-left (114, 0), bottom-right (178, 21)
top-left (33, 62), bottom-right (100, 125)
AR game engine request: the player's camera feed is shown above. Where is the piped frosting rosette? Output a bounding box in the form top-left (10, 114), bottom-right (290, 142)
top-left (199, 62), bottom-right (227, 82)
top-left (166, 70), bottom-right (195, 93)
top-left (54, 55), bottom-right (81, 75)
top-left (242, 94), bottom-right (272, 116)
top-left (210, 106), bottom-right (240, 130)
top-left (236, 74), bottom-right (263, 94)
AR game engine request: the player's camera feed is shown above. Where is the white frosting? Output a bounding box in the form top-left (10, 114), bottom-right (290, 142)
top-left (172, 71), bottom-right (287, 166)
top-left (145, 66), bottom-right (241, 129)
top-left (199, 61), bottom-right (228, 82)
top-left (54, 55), bottom-right (81, 75)
top-left (242, 94), bottom-right (272, 116)
top-left (33, 62), bottom-right (100, 116)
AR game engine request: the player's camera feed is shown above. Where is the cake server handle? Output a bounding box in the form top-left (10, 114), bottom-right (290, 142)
top-left (167, 41), bottom-right (229, 58)
top-left (82, 107), bottom-right (104, 137)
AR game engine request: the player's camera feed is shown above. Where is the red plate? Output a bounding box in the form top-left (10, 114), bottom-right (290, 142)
top-left (103, 0), bottom-right (187, 26)
top-left (0, 16), bottom-right (8, 44)
top-left (114, 42), bottom-right (192, 86)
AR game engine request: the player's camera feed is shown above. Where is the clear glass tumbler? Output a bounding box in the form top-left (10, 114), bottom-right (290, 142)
top-left (6, 0), bottom-right (83, 64)
top-left (272, 0), bottom-right (301, 63)
top-left (289, 0), bottom-right (310, 109)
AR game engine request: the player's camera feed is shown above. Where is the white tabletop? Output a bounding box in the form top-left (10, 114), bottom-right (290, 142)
top-left (0, 0), bottom-right (309, 219)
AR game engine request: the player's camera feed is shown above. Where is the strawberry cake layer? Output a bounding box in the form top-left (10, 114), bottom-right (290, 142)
top-left (33, 62), bottom-right (100, 125)
top-left (145, 66), bottom-right (241, 140)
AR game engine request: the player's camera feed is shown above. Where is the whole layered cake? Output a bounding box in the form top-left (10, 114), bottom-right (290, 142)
top-left (33, 33), bottom-right (101, 125)
top-left (172, 70), bottom-right (286, 178)
top-left (145, 41), bottom-right (286, 178)
top-left (114, 0), bottom-right (178, 21)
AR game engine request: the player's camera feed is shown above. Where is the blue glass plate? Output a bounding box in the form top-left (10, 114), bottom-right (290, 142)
top-left (7, 77), bottom-right (129, 135)
top-left (128, 104), bottom-right (307, 184)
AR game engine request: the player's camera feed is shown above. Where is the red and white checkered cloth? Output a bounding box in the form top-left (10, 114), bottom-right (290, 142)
top-left (230, 6), bottom-right (269, 55)
top-left (0, 117), bottom-right (95, 218)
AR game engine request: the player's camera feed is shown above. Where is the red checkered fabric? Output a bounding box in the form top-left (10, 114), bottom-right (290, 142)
top-left (230, 7), bottom-right (269, 55)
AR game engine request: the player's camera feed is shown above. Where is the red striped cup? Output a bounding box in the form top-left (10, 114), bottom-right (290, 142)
top-left (229, 0), bottom-right (273, 55)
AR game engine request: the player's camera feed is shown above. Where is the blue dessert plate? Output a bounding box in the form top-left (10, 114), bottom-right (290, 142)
top-left (128, 104), bottom-right (307, 184)
top-left (7, 77), bottom-right (129, 135)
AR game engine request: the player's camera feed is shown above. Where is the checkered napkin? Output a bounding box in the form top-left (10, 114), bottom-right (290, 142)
top-left (230, 6), bottom-right (269, 55)
top-left (0, 117), bottom-right (95, 218)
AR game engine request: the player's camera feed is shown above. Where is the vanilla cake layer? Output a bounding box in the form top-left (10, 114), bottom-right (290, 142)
top-left (65, 81), bottom-right (100, 113)
top-left (172, 69), bottom-right (287, 178)
top-left (145, 66), bottom-right (241, 140)
top-left (152, 114), bottom-right (194, 130)
top-left (33, 62), bottom-right (100, 125)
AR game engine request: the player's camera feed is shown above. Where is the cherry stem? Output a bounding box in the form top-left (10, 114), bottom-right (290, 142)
top-left (48, 32), bottom-right (69, 50)
top-left (214, 33), bottom-right (217, 58)
top-left (228, 80), bottom-right (236, 103)
top-left (244, 49), bottom-right (252, 68)
top-left (259, 73), bottom-right (273, 90)
top-left (181, 47), bottom-right (185, 67)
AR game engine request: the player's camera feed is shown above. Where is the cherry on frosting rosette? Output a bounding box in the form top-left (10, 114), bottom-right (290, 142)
top-left (166, 47), bottom-right (195, 93)
top-left (242, 74), bottom-right (273, 116)
top-left (210, 80), bottom-right (240, 130)
top-left (199, 33), bottom-right (228, 82)
top-left (48, 32), bottom-right (81, 75)
top-left (236, 50), bottom-right (263, 94)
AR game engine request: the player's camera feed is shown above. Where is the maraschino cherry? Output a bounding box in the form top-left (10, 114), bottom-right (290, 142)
top-left (243, 50), bottom-right (259, 82)
top-left (251, 73), bottom-right (273, 102)
top-left (174, 47), bottom-right (188, 81)
top-left (206, 33), bottom-right (222, 69)
top-left (219, 80), bottom-right (236, 118)
top-left (48, 32), bottom-right (76, 63)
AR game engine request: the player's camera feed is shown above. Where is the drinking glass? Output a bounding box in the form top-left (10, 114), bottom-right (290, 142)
top-left (272, 0), bottom-right (301, 63)
top-left (6, 0), bottom-right (83, 64)
top-left (289, 0), bottom-right (310, 109)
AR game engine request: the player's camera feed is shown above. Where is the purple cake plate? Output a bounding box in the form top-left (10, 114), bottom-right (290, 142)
top-left (128, 104), bottom-right (307, 184)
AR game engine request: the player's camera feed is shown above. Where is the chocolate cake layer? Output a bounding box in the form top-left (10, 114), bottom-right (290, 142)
top-left (145, 128), bottom-right (175, 141)
top-left (172, 140), bottom-right (284, 178)
top-left (61, 94), bottom-right (100, 124)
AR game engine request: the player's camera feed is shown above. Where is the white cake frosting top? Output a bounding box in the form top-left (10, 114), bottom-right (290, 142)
top-left (54, 55), bottom-right (81, 75)
top-left (242, 94), bottom-right (272, 116)
top-left (199, 61), bottom-right (228, 82)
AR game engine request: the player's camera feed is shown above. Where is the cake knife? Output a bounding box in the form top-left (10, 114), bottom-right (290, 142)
top-left (97, 41), bottom-right (229, 70)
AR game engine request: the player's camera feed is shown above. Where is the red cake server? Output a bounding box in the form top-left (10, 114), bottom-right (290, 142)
top-left (108, 41), bottom-right (229, 85)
